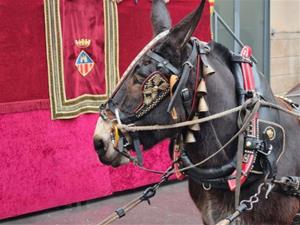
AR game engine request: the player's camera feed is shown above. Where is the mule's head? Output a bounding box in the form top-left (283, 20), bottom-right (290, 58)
top-left (93, 0), bottom-right (206, 167)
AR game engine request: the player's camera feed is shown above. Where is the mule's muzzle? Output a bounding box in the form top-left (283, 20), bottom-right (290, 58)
top-left (93, 137), bottom-right (111, 165)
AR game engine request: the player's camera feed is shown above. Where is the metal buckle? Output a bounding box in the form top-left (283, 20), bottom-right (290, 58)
top-left (181, 88), bottom-right (191, 102)
top-left (257, 144), bottom-right (272, 156)
top-left (183, 60), bottom-right (193, 69)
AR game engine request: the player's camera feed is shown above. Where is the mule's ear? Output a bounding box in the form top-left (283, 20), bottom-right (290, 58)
top-left (169, 0), bottom-right (206, 48)
top-left (151, 0), bottom-right (171, 36)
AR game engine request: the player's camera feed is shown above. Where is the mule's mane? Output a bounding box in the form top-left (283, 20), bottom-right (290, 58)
top-left (208, 41), bottom-right (233, 69)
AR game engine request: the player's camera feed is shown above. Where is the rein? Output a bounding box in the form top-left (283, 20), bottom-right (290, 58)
top-left (112, 96), bottom-right (300, 176)
top-left (116, 99), bottom-right (300, 132)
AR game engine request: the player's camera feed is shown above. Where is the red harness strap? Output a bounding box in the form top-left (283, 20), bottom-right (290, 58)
top-left (228, 46), bottom-right (257, 191)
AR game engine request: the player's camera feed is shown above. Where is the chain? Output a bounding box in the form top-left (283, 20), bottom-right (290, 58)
top-left (98, 165), bottom-right (174, 225)
top-left (240, 182), bottom-right (274, 211)
top-left (216, 182), bottom-right (275, 225)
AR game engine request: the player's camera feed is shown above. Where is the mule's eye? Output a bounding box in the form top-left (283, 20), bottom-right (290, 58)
top-left (133, 74), bottom-right (144, 84)
top-left (143, 59), bottom-right (152, 66)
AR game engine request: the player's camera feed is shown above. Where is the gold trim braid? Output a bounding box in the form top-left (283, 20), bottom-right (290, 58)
top-left (44, 0), bottom-right (119, 119)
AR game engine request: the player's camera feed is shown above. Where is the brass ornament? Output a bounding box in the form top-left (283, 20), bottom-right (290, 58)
top-left (185, 131), bottom-right (196, 143)
top-left (203, 64), bottom-right (215, 77)
top-left (198, 97), bottom-right (209, 112)
top-left (197, 79), bottom-right (207, 95)
top-left (264, 126), bottom-right (276, 140)
top-left (189, 116), bottom-right (200, 131)
top-left (142, 73), bottom-right (169, 106)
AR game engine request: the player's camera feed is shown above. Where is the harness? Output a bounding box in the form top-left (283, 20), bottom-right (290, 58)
top-left (100, 28), bottom-right (299, 188)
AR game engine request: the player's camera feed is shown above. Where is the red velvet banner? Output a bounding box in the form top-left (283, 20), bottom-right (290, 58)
top-left (45, 0), bottom-right (118, 119)
top-left (0, 0), bottom-right (211, 220)
top-left (1, 0), bottom-right (210, 118)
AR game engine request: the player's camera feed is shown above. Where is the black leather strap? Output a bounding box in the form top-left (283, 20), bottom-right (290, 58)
top-left (180, 151), bottom-right (236, 179)
top-left (146, 51), bottom-right (179, 75)
top-left (132, 134), bottom-right (143, 166)
top-left (167, 40), bottom-right (199, 113)
top-left (231, 53), bottom-right (253, 65)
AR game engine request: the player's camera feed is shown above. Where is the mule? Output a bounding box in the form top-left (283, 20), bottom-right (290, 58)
top-left (93, 1), bottom-right (300, 224)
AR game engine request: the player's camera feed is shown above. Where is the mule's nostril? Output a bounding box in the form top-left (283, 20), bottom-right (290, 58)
top-left (93, 138), bottom-right (105, 156)
top-left (93, 137), bottom-right (112, 165)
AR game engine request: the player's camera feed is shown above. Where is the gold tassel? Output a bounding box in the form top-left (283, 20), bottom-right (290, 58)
top-left (169, 75), bottom-right (179, 120)
top-left (185, 131), bottom-right (196, 143)
top-left (197, 79), bottom-right (207, 95)
top-left (169, 75), bottom-right (178, 93)
top-left (189, 116), bottom-right (200, 131)
top-left (203, 64), bottom-right (215, 77)
top-left (198, 97), bottom-right (209, 112)
top-left (171, 108), bottom-right (178, 120)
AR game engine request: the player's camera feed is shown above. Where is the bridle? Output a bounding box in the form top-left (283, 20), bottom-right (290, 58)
top-left (99, 29), bottom-right (216, 168)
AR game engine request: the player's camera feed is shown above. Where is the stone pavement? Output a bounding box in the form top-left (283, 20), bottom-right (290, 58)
top-left (1, 181), bottom-right (204, 225)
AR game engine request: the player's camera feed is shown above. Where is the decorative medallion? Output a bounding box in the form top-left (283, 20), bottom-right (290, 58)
top-left (75, 39), bottom-right (94, 77)
top-left (264, 126), bottom-right (276, 140)
top-left (135, 73), bottom-right (170, 118)
top-left (142, 73), bottom-right (169, 106)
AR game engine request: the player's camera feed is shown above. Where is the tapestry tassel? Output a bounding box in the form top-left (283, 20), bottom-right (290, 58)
top-left (189, 116), bottom-right (200, 131)
top-left (197, 79), bottom-right (207, 95)
top-left (203, 64), bottom-right (215, 77)
top-left (198, 97), bottom-right (209, 112)
top-left (185, 131), bottom-right (196, 143)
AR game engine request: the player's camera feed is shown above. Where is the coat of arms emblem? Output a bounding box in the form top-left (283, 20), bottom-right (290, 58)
top-left (75, 39), bottom-right (95, 76)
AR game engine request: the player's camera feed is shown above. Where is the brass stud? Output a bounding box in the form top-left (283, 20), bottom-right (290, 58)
top-left (265, 127), bottom-right (276, 140)
top-left (246, 141), bottom-right (252, 148)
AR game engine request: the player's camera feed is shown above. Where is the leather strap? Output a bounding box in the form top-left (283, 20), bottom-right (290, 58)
top-left (146, 51), bottom-right (179, 75)
top-left (132, 134), bottom-right (143, 166)
top-left (167, 40), bottom-right (199, 113)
